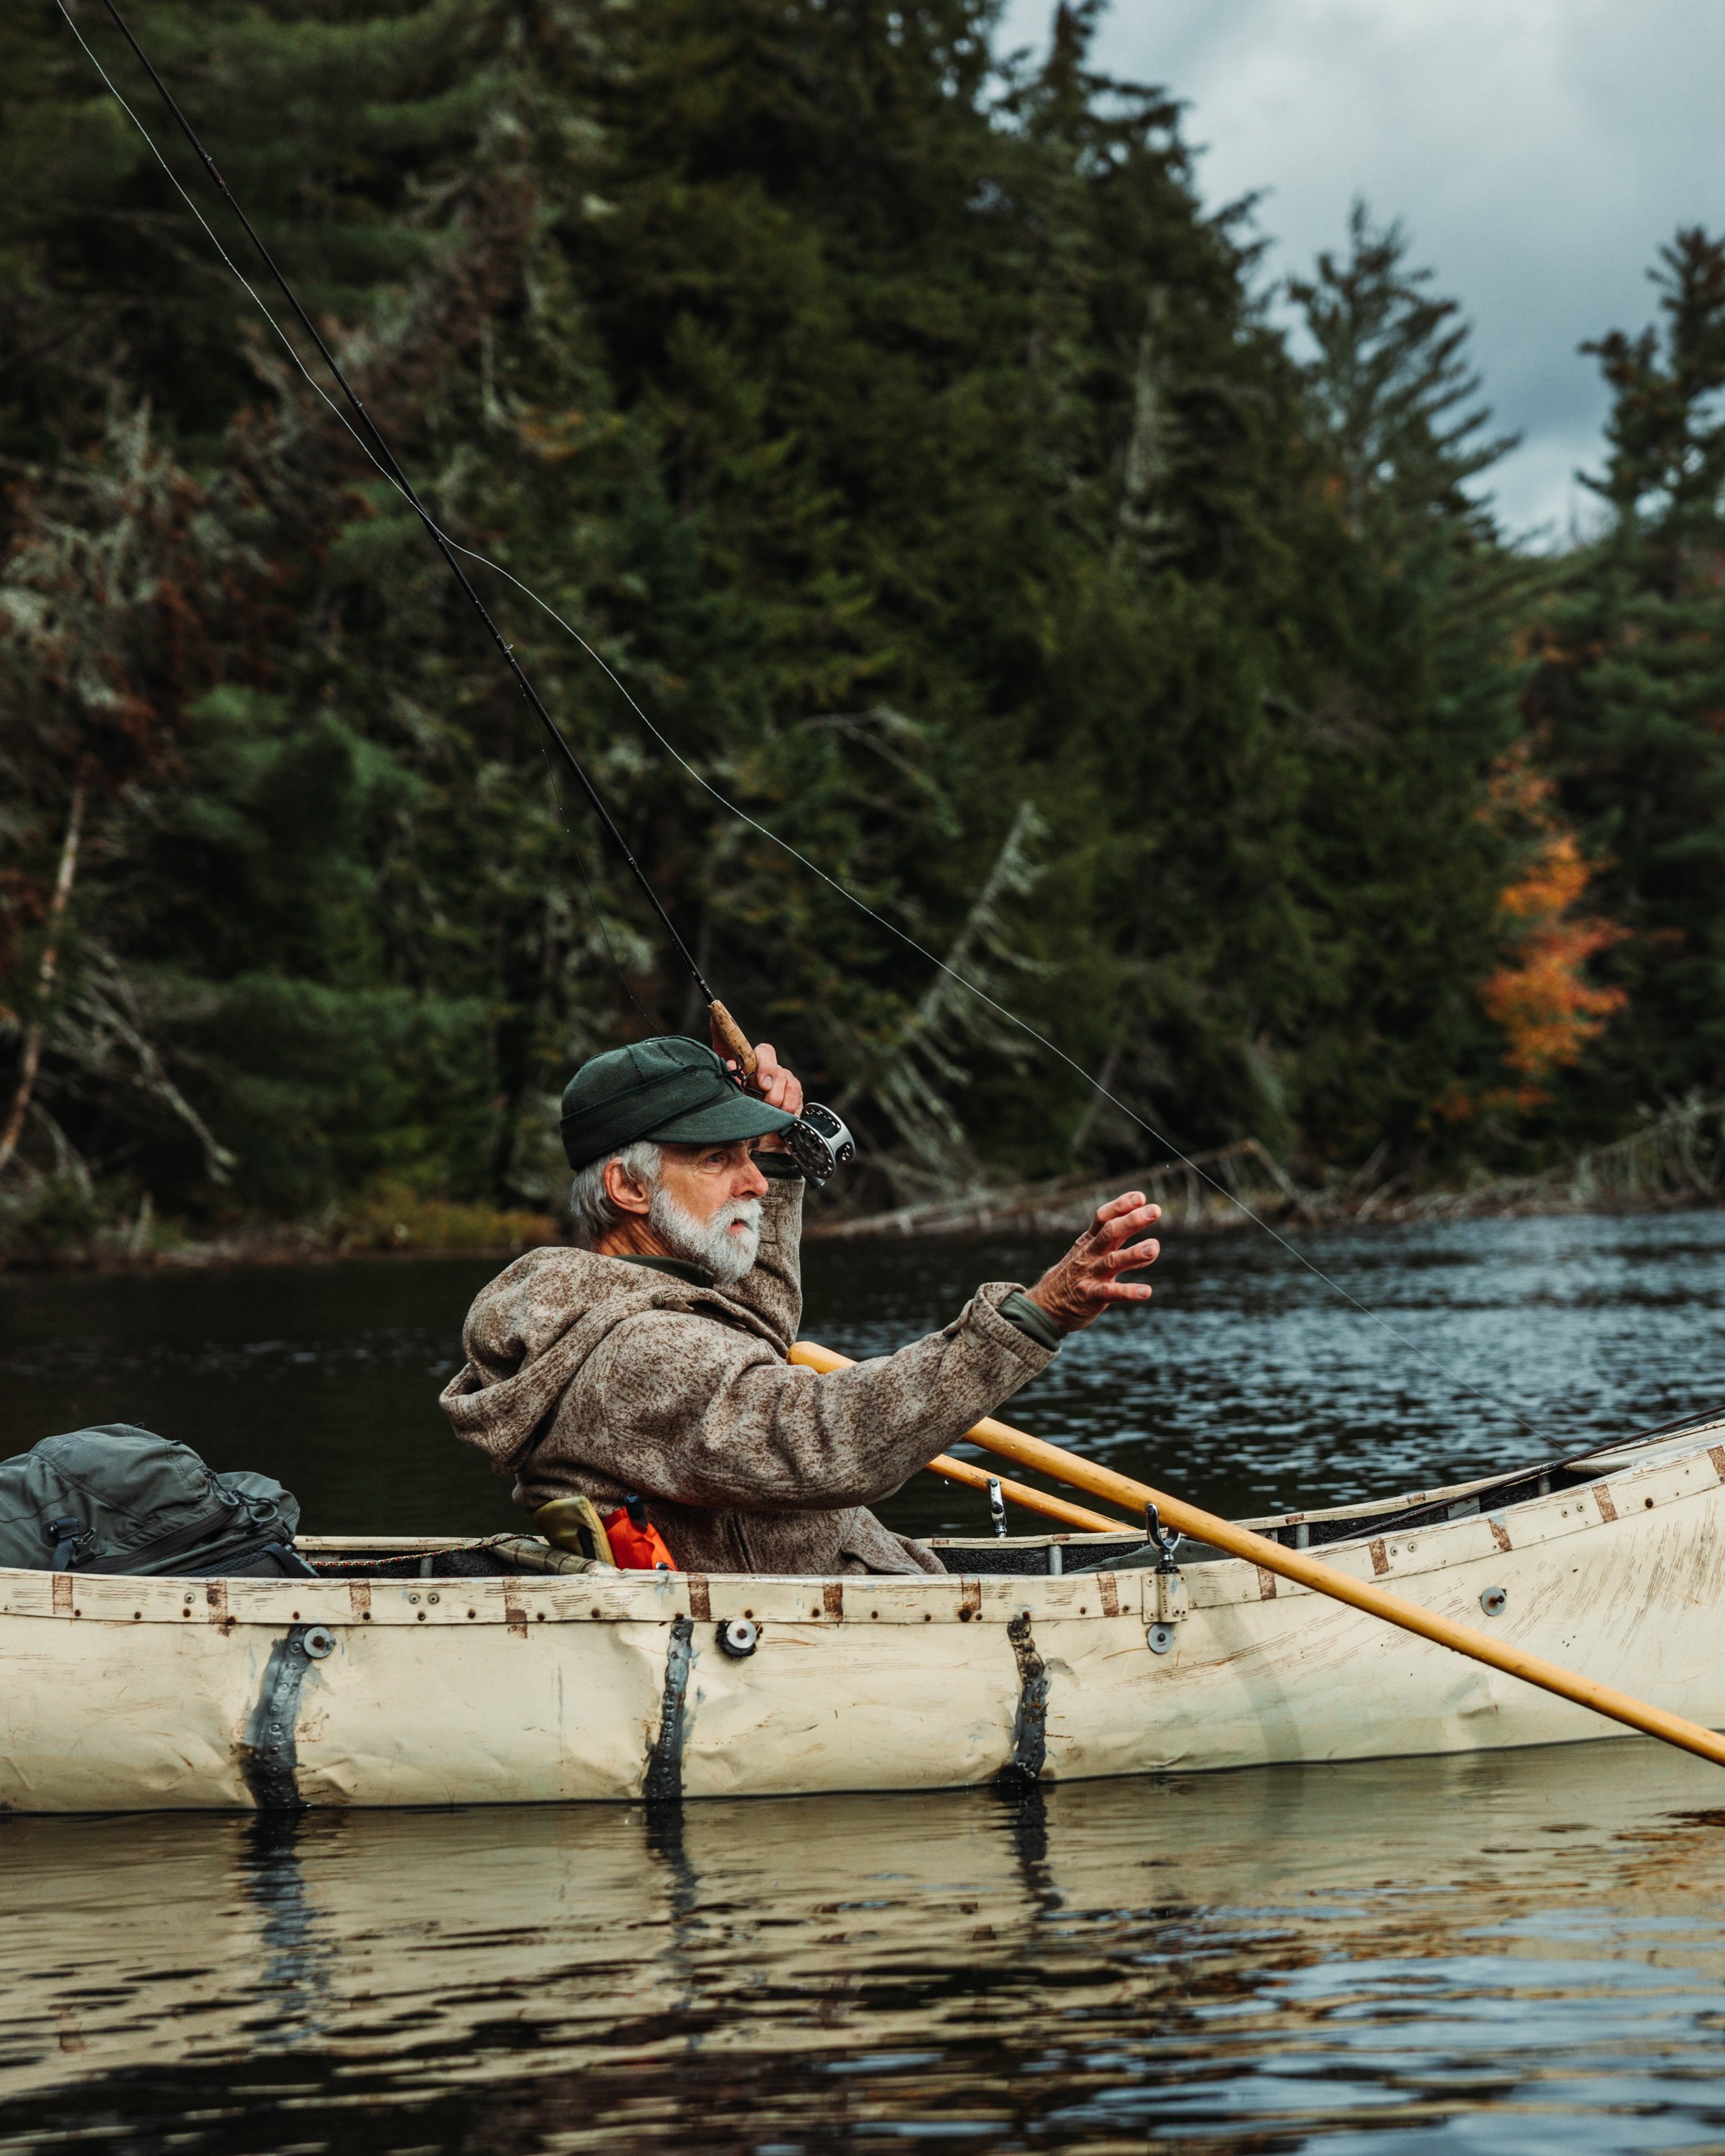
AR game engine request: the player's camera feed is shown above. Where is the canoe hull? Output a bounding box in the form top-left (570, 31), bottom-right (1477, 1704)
top-left (4, 1437), bottom-right (1725, 1810)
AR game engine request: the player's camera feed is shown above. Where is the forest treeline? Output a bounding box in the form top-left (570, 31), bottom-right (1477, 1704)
top-left (3, 0), bottom-right (1724, 1256)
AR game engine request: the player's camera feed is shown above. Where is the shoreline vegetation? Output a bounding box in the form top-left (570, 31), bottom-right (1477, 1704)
top-left (9, 1094), bottom-right (1722, 1274)
top-left (814, 1090), bottom-right (1725, 1239)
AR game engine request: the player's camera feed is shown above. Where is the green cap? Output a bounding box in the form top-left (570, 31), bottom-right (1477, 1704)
top-left (558, 1035), bottom-right (796, 1170)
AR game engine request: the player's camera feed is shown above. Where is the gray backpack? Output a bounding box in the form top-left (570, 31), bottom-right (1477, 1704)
top-left (0, 1424), bottom-right (312, 1577)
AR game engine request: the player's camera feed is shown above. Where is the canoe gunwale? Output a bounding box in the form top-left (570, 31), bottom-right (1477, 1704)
top-left (2, 1427), bottom-right (1723, 1630)
top-left (0, 1562), bottom-right (1145, 1628)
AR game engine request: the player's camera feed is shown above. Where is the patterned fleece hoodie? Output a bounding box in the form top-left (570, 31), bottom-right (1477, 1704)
top-left (437, 1176), bottom-right (1057, 1576)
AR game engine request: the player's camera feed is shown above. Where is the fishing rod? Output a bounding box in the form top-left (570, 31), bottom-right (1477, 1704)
top-left (78, 0), bottom-right (814, 1121)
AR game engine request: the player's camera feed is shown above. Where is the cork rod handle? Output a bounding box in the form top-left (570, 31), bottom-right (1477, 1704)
top-left (707, 998), bottom-right (759, 1079)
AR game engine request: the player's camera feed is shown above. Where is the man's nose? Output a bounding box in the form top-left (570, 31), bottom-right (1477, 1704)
top-left (737, 1156), bottom-right (770, 1199)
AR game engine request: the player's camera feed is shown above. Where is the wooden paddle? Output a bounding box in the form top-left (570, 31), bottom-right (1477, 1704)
top-left (789, 1340), bottom-right (1725, 1772)
top-left (924, 1452), bottom-right (1133, 1534)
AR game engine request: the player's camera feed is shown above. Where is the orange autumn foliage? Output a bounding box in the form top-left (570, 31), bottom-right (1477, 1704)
top-left (1479, 755), bottom-right (1626, 1097)
top-left (1484, 833), bottom-right (1626, 1075)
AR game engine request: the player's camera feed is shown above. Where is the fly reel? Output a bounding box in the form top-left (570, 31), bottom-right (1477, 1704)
top-left (709, 1001), bottom-right (854, 1183)
top-left (783, 1102), bottom-right (855, 1186)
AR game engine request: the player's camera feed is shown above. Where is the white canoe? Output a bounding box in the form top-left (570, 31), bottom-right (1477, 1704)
top-left (4, 1415), bottom-right (1725, 1812)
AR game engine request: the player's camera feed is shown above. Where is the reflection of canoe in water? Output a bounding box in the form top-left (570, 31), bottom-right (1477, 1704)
top-left (8, 1741), bottom-right (1725, 2117)
top-left (4, 1416), bottom-right (1725, 1812)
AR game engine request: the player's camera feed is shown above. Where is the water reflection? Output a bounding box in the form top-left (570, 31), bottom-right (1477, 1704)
top-left (237, 1813), bottom-right (338, 2046)
top-left (4, 1743), bottom-right (1725, 2150)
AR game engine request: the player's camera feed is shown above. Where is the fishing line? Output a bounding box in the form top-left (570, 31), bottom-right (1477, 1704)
top-left (58, 0), bottom-right (1546, 1439)
top-left (67, 0), bottom-right (727, 1031)
top-left (58, 0), bottom-right (654, 1036)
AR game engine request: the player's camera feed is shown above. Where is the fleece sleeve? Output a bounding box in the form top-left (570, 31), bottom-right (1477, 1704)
top-left (545, 1281), bottom-right (1054, 1513)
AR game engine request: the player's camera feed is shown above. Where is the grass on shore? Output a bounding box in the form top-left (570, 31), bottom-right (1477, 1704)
top-left (0, 1174), bottom-right (560, 1270)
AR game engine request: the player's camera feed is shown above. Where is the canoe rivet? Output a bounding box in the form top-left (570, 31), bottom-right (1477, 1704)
top-left (466, 1609), bottom-right (477, 1619)
top-left (1480, 1586), bottom-right (1508, 1616)
top-left (302, 1626), bottom-right (336, 1659)
top-left (870, 1611), bottom-right (879, 1619)
top-left (1146, 1623), bottom-right (1176, 1656)
top-left (408, 1593), bottom-right (420, 1605)
top-left (1645, 1498), bottom-right (1655, 1509)
top-left (362, 1611), bottom-right (372, 1621)
top-left (718, 1618), bottom-right (759, 1658)
top-left (535, 1612), bottom-right (546, 1621)
top-left (416, 1611), bottom-right (427, 1622)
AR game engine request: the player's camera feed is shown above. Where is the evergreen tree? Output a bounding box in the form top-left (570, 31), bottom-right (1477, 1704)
top-left (0, 0), bottom-right (521, 1230)
top-left (1532, 229), bottom-right (1725, 1113)
top-left (1283, 206), bottom-right (1530, 1164)
top-left (1289, 201), bottom-right (1514, 543)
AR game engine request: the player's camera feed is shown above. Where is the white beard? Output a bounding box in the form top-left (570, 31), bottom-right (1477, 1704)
top-left (648, 1186), bottom-right (763, 1287)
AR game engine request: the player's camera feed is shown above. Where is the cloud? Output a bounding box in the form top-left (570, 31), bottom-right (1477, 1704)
top-left (998, 0), bottom-right (1725, 543)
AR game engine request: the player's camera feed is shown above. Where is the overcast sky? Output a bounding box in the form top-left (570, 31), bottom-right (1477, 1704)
top-left (996, 0), bottom-right (1725, 545)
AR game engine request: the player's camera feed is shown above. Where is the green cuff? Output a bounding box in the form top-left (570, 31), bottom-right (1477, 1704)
top-left (750, 1149), bottom-right (805, 1181)
top-left (998, 1289), bottom-right (1062, 1354)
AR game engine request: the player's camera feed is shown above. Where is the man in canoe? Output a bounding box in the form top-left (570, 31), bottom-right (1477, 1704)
top-left (440, 1031), bottom-right (1161, 1575)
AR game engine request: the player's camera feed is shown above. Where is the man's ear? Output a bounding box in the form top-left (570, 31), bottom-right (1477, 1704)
top-left (602, 1156), bottom-right (653, 1217)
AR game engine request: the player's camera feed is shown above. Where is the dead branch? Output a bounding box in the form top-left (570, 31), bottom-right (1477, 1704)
top-left (0, 772), bottom-right (86, 1179)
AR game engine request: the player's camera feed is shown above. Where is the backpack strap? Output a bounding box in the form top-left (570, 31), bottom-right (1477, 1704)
top-left (45, 1517), bottom-right (88, 1571)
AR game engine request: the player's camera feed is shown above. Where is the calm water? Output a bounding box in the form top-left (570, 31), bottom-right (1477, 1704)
top-left (5, 1210), bottom-right (1725, 2152)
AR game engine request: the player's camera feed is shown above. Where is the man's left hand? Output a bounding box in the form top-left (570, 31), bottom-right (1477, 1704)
top-left (1023, 1192), bottom-right (1162, 1333)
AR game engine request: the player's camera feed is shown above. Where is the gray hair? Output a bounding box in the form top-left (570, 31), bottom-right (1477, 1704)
top-left (566, 1139), bottom-right (663, 1248)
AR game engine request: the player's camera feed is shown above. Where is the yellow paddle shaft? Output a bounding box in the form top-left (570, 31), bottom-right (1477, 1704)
top-left (926, 1451), bottom-right (1135, 1534)
top-left (788, 1338), bottom-right (1725, 1772)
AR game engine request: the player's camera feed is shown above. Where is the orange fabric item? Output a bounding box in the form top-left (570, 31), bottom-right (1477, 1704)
top-left (602, 1502), bottom-right (677, 1571)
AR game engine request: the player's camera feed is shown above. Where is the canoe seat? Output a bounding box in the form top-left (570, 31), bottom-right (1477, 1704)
top-left (307, 1536), bottom-right (599, 1580)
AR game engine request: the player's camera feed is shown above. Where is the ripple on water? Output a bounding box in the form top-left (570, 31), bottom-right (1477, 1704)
top-left (5, 1212), bottom-right (1725, 2149)
top-left (4, 1746), bottom-right (1725, 2150)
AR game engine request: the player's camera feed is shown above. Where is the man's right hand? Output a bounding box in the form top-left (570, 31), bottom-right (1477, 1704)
top-left (1024, 1193), bottom-right (1162, 1335)
top-left (709, 1015), bottom-right (804, 1121)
